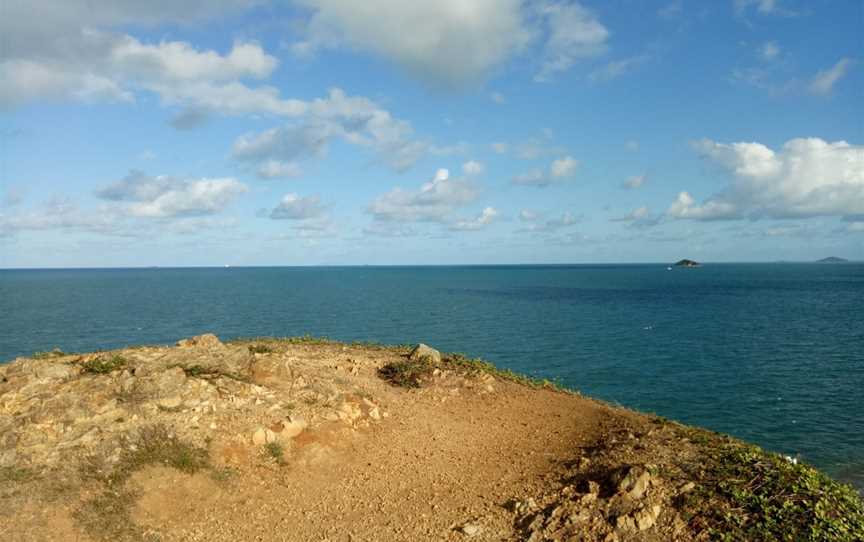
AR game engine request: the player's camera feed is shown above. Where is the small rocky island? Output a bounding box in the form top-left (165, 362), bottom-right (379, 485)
top-left (817, 256), bottom-right (849, 263)
top-left (673, 259), bottom-right (701, 267)
top-left (1, 335), bottom-right (861, 541)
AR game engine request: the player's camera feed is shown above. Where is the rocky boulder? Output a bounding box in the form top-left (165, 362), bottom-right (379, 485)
top-left (408, 343), bottom-right (441, 364)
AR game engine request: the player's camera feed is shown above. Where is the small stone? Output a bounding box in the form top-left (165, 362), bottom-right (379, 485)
top-left (252, 427), bottom-right (268, 445)
top-left (368, 407), bottom-right (381, 420)
top-left (282, 415), bottom-right (307, 438)
top-left (157, 396), bottom-right (183, 410)
top-left (615, 515), bottom-right (636, 532)
top-left (460, 523), bottom-right (483, 537)
top-left (617, 466), bottom-right (652, 500)
top-left (408, 344), bottom-right (441, 364)
top-left (633, 505), bottom-right (661, 531)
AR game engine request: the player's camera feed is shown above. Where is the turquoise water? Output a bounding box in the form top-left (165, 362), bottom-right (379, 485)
top-left (1, 264), bottom-right (862, 488)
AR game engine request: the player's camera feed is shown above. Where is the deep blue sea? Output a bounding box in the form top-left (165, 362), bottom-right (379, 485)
top-left (1, 264), bottom-right (862, 489)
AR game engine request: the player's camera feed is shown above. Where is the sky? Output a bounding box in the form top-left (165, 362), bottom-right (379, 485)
top-left (1, 0), bottom-right (862, 267)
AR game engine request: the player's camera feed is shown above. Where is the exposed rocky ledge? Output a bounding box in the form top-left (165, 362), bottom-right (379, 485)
top-left (1, 335), bottom-right (861, 541)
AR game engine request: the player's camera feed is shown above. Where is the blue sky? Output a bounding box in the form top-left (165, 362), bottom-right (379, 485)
top-left (1, 0), bottom-right (862, 267)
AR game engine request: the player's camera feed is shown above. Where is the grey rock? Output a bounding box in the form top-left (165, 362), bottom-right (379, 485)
top-left (408, 343), bottom-right (441, 364)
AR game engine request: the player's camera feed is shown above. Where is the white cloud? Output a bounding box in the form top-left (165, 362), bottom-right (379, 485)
top-left (808, 58), bottom-right (853, 96)
top-left (368, 168), bottom-right (478, 222)
top-left (96, 170), bottom-right (248, 218)
top-left (489, 137), bottom-right (565, 160)
top-left (0, 27), bottom-right (281, 110)
top-left (270, 193), bottom-right (326, 220)
top-left (519, 209), bottom-right (538, 221)
top-left (462, 160), bottom-right (485, 176)
top-left (513, 156), bottom-right (578, 187)
top-left (516, 211), bottom-right (580, 233)
top-left (449, 207), bottom-right (498, 231)
top-left (229, 88), bottom-right (435, 174)
top-left (490, 92), bottom-right (507, 104)
top-left (611, 206), bottom-right (661, 228)
top-left (623, 175), bottom-right (645, 189)
top-left (589, 55), bottom-right (650, 82)
top-left (111, 37), bottom-right (276, 82)
top-left (0, 198), bottom-right (131, 237)
top-left (667, 138), bottom-right (864, 221)
top-left (292, 0), bottom-right (530, 88)
top-left (362, 222), bottom-right (419, 238)
top-left (257, 160), bottom-right (303, 179)
top-left (550, 156), bottom-right (578, 178)
top-left (734, 0), bottom-right (798, 16)
top-left (513, 169), bottom-right (547, 187)
top-left (535, 1), bottom-right (610, 82)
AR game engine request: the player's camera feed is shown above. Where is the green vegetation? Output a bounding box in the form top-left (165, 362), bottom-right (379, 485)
top-left (169, 363), bottom-right (250, 383)
top-left (264, 441), bottom-right (285, 464)
top-left (378, 351), bottom-right (571, 392)
top-left (76, 425), bottom-right (210, 541)
top-left (81, 354), bottom-right (128, 374)
top-left (681, 434), bottom-right (864, 541)
top-left (32, 348), bottom-right (65, 359)
top-left (378, 358), bottom-right (434, 388)
top-left (247, 343), bottom-right (276, 354)
top-left (443, 353), bottom-right (568, 391)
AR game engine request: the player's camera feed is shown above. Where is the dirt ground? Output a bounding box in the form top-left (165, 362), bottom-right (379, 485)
top-left (0, 335), bottom-right (762, 541)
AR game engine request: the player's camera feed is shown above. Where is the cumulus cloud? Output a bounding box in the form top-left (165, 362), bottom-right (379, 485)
top-left (96, 170), bottom-right (248, 218)
top-left (534, 2), bottom-right (609, 82)
top-left (231, 88), bottom-right (433, 174)
top-left (256, 160), bottom-right (303, 180)
top-left (611, 206), bottom-right (661, 229)
top-left (0, 198), bottom-right (131, 238)
top-left (462, 160), bottom-right (485, 176)
top-left (269, 193), bottom-right (326, 220)
top-left (0, 28), bottom-right (280, 109)
top-left (290, 1), bottom-right (609, 87)
top-left (449, 207), bottom-right (498, 231)
top-left (368, 168), bottom-right (478, 223)
top-left (516, 210), bottom-right (580, 233)
top-left (550, 156), bottom-right (578, 178)
top-left (291, 0), bottom-right (529, 88)
top-left (518, 209), bottom-right (539, 222)
top-left (513, 156), bottom-right (578, 187)
top-left (667, 138), bottom-right (864, 221)
top-left (808, 58), bottom-right (853, 96)
top-left (623, 175), bottom-right (645, 189)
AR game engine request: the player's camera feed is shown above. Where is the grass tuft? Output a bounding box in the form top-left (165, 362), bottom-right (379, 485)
top-left (81, 354), bottom-right (128, 374)
top-left (76, 425), bottom-right (210, 540)
top-left (264, 441), bottom-right (285, 464)
top-left (378, 359), bottom-right (435, 388)
top-left (32, 348), bottom-right (65, 359)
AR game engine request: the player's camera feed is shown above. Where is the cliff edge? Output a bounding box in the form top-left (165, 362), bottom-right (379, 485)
top-left (1, 335), bottom-right (861, 541)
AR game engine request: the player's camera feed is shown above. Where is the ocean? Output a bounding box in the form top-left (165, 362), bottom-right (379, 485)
top-left (1, 263), bottom-right (862, 489)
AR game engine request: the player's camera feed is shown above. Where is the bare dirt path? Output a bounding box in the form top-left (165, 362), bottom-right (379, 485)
top-left (132, 377), bottom-right (616, 541)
